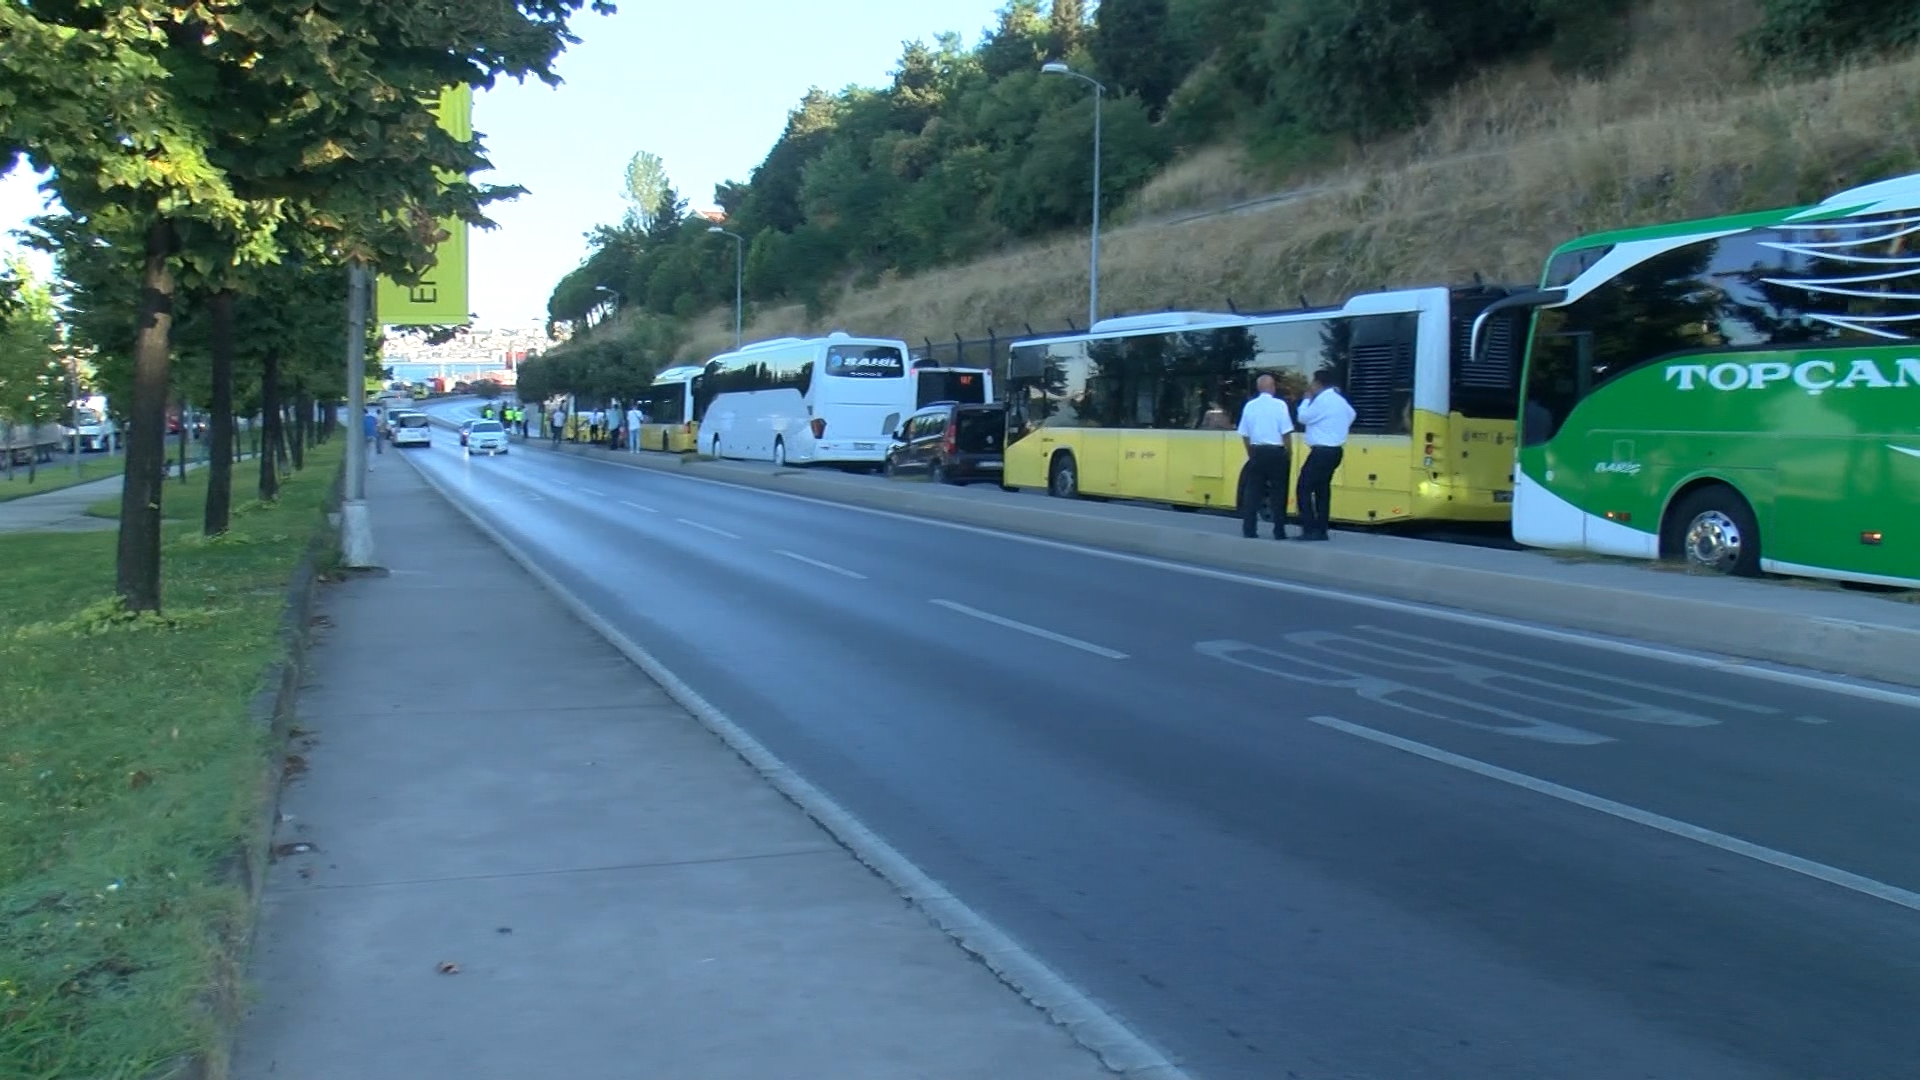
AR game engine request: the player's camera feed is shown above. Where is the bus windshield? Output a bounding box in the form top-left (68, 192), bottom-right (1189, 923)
top-left (916, 368), bottom-right (988, 407)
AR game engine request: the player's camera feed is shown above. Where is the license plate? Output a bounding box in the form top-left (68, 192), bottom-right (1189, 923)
top-left (1494, 490), bottom-right (1513, 503)
top-left (855, 442), bottom-right (875, 451)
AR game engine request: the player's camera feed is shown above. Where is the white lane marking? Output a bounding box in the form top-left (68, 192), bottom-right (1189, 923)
top-left (775, 549), bottom-right (868, 579)
top-left (1287, 629), bottom-right (1720, 728)
top-left (595, 461), bottom-right (1920, 710)
top-left (577, 486), bottom-right (607, 497)
top-left (1309, 714), bottom-right (1920, 913)
top-left (930, 599), bottom-right (1128, 660)
top-left (400, 453), bottom-right (1190, 1079)
top-left (676, 517), bottom-right (741, 540)
top-left (1356, 626), bottom-right (1778, 714)
top-left (1197, 639), bottom-right (1609, 745)
top-left (620, 500), bottom-right (658, 514)
top-left (1890, 445), bottom-right (1920, 460)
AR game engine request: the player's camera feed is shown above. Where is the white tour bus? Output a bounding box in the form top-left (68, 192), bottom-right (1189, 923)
top-left (694, 332), bottom-right (916, 469)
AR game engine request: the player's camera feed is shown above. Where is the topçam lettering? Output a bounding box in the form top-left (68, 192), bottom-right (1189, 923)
top-left (1664, 357), bottom-right (1920, 395)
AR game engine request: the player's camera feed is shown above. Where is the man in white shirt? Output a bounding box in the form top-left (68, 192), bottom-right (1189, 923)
top-left (591, 408), bottom-right (606, 443)
top-left (626, 402), bottom-right (644, 453)
top-left (1294, 370), bottom-right (1357, 541)
top-left (1236, 374), bottom-right (1296, 540)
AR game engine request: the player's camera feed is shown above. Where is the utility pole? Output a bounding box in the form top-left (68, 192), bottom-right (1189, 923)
top-left (341, 260), bottom-right (377, 567)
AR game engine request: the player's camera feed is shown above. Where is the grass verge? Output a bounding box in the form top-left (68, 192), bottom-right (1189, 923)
top-left (0, 457), bottom-right (125, 505)
top-left (0, 439), bottom-right (340, 1080)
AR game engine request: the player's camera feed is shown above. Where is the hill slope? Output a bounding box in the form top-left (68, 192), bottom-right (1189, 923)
top-left (671, 0), bottom-right (1920, 359)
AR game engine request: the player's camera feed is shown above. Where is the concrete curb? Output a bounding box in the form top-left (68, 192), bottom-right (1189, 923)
top-left (170, 460), bottom-right (343, 1080)
top-left (538, 441), bottom-right (1920, 690)
top-left (402, 449), bottom-right (1192, 1080)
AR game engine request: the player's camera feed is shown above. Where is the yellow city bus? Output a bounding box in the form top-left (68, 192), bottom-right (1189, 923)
top-left (1001, 285), bottom-right (1529, 526)
top-left (636, 364), bottom-right (704, 453)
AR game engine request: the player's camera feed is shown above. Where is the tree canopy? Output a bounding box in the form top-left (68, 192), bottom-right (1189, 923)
top-left (0, 0), bottom-right (610, 612)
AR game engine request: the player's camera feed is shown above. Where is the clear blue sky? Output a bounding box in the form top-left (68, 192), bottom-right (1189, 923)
top-left (0, 0), bottom-right (1009, 328)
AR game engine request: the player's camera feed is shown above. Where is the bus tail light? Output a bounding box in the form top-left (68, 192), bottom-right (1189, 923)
top-left (810, 417), bottom-right (827, 439)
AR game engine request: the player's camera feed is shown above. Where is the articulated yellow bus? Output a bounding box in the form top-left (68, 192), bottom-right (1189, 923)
top-left (1001, 285), bottom-right (1528, 526)
top-left (635, 364), bottom-right (705, 453)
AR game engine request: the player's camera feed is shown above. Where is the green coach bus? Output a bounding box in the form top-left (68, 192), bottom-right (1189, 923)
top-left (1474, 173), bottom-right (1920, 588)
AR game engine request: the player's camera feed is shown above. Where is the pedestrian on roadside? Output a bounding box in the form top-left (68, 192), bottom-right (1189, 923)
top-left (1294, 370), bottom-right (1357, 542)
top-left (591, 407), bottom-right (605, 443)
top-left (1237, 373), bottom-right (1294, 541)
top-left (626, 402), bottom-right (644, 454)
top-left (550, 406), bottom-right (566, 448)
top-left (362, 409), bottom-right (379, 466)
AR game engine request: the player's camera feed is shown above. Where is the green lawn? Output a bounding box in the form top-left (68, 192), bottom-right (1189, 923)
top-left (0, 441), bottom-right (340, 1080)
top-left (0, 455), bottom-right (124, 504)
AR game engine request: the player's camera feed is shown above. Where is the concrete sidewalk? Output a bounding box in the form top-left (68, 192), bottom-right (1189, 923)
top-left (0, 473), bottom-right (122, 533)
top-left (231, 458), bottom-right (1113, 1079)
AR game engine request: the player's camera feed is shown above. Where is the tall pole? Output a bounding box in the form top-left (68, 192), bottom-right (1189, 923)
top-left (709, 226), bottom-right (745, 349)
top-left (1089, 82), bottom-right (1103, 330)
top-left (66, 352), bottom-right (82, 477)
top-left (732, 232), bottom-right (743, 349)
top-left (1042, 63), bottom-right (1105, 329)
top-left (341, 260), bottom-right (376, 567)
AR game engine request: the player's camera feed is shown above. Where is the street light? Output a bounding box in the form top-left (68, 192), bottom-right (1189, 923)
top-left (1042, 60), bottom-right (1105, 329)
top-left (591, 285), bottom-right (621, 329)
top-left (708, 226), bottom-right (744, 349)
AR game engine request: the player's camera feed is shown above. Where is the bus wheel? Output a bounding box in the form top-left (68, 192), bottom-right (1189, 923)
top-left (1048, 452), bottom-right (1078, 499)
top-left (772, 438), bottom-right (787, 467)
top-left (1667, 485), bottom-right (1761, 577)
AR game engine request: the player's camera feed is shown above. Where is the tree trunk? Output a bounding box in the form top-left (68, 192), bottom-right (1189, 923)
top-left (116, 219), bottom-right (177, 613)
top-left (278, 405), bottom-right (294, 473)
top-left (258, 350), bottom-right (281, 502)
top-left (205, 290), bottom-right (235, 535)
top-left (288, 394), bottom-right (307, 470)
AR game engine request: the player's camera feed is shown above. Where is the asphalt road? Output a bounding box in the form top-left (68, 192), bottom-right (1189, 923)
top-left (402, 417), bottom-right (1920, 1080)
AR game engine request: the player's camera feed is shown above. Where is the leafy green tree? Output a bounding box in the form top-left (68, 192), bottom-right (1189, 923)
top-left (1049, 0), bottom-right (1088, 58)
top-left (0, 259), bottom-right (65, 483)
top-left (1093, 0), bottom-right (1180, 117)
top-left (2, 0), bottom-right (608, 610)
top-left (623, 150), bottom-right (671, 230)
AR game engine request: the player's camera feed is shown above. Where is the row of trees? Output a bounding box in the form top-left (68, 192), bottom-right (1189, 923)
top-left (531, 0), bottom-right (1918, 405)
top-left (0, 0), bottom-right (610, 612)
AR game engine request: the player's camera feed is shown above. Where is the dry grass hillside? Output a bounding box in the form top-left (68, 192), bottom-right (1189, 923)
top-left (674, 0), bottom-right (1920, 358)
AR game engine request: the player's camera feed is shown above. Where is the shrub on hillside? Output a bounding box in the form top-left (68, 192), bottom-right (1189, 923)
top-left (1746, 0), bottom-right (1920, 68)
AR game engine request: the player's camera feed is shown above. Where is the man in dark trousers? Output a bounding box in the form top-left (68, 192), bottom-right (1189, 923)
top-left (1295, 370), bottom-right (1357, 541)
top-left (1237, 373), bottom-right (1295, 540)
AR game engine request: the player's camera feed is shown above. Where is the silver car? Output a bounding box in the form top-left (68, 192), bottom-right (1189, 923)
top-left (465, 420), bottom-right (509, 456)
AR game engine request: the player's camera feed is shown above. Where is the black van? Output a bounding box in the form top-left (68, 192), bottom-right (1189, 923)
top-left (885, 402), bottom-right (1005, 485)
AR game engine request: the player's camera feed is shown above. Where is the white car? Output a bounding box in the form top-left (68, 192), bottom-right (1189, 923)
top-left (389, 411), bottom-right (432, 448)
top-left (465, 420), bottom-right (509, 456)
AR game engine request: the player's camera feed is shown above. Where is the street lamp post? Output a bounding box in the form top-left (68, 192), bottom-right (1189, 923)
top-left (708, 226), bottom-right (744, 349)
top-left (1042, 61), bottom-right (1105, 329)
top-left (591, 285), bottom-right (622, 329)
